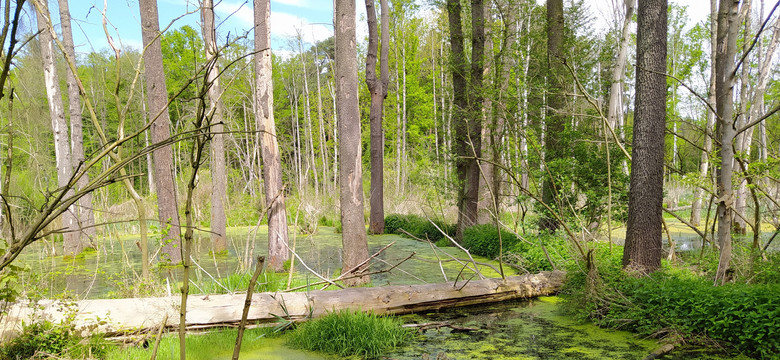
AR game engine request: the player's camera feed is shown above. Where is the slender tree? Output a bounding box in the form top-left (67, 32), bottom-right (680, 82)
top-left (713, 0), bottom-right (740, 285)
top-left (139, 0), bottom-right (182, 264)
top-left (201, 0), bottom-right (227, 253)
top-left (255, 0), bottom-right (290, 271)
top-left (335, 0), bottom-right (370, 285)
top-left (622, 0), bottom-right (667, 273)
top-left (366, 0), bottom-right (389, 234)
top-left (35, 1), bottom-right (82, 256)
top-left (58, 0), bottom-right (96, 245)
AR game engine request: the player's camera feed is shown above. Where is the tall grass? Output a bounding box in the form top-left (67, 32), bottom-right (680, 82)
top-left (287, 309), bottom-right (409, 358)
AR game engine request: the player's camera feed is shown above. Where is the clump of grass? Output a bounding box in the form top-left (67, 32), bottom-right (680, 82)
top-left (287, 309), bottom-right (409, 358)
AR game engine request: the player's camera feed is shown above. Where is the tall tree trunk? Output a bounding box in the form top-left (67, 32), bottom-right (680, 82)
top-left (713, 0), bottom-right (739, 285)
top-left (335, 0), bottom-right (370, 286)
top-left (394, 37), bottom-right (402, 194)
top-left (607, 0), bottom-right (633, 134)
top-left (58, 0), bottom-right (95, 246)
top-left (255, 0), bottom-right (290, 272)
top-left (314, 41), bottom-right (329, 192)
top-left (622, 0), bottom-right (667, 274)
top-left (519, 7), bottom-right (532, 190)
top-left (201, 0), bottom-right (227, 253)
top-left (691, 0), bottom-right (719, 227)
top-left (35, 2), bottom-right (82, 257)
top-left (366, 0), bottom-right (389, 235)
top-left (401, 29), bottom-right (408, 195)
top-left (539, 0), bottom-right (565, 232)
top-left (477, 0), bottom-right (494, 226)
top-left (140, 0), bottom-right (182, 264)
top-left (449, 0), bottom-right (484, 241)
top-left (733, 0), bottom-right (752, 235)
top-left (298, 36), bottom-right (319, 196)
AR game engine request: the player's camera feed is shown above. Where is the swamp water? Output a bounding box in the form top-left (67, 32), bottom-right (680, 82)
top-left (16, 225), bottom-right (749, 358)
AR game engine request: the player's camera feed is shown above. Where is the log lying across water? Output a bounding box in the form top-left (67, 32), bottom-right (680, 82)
top-left (3, 270), bottom-right (565, 337)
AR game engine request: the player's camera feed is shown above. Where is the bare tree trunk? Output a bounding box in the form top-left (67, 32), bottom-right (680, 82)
top-left (477, 0), bottom-right (494, 226)
top-left (622, 0), bottom-right (667, 274)
top-left (58, 0), bottom-right (95, 246)
top-left (394, 39), bottom-right (402, 194)
top-left (401, 29), bottom-right (408, 195)
top-left (366, 0), bottom-right (389, 234)
top-left (335, 0), bottom-right (370, 286)
top-left (733, 0), bottom-right (752, 235)
top-left (314, 40), bottom-right (329, 192)
top-left (255, 0), bottom-right (290, 272)
top-left (691, 0), bottom-right (719, 227)
top-left (298, 35), bottom-right (319, 196)
top-left (140, 0), bottom-right (182, 264)
top-left (202, 0), bottom-right (227, 253)
top-left (519, 7), bottom-right (532, 190)
top-left (35, 2), bottom-right (82, 257)
top-left (141, 75), bottom-right (156, 195)
top-left (448, 0), bottom-right (483, 241)
top-left (714, 0), bottom-right (739, 285)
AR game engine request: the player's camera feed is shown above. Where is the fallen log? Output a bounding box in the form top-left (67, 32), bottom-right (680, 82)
top-left (2, 270), bottom-right (565, 338)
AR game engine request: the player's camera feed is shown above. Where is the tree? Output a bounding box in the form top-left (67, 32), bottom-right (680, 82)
top-left (58, 0), bottom-right (96, 245)
top-left (622, 0), bottom-right (667, 273)
top-left (366, 0), bottom-right (389, 234)
top-left (139, 0), bottom-right (182, 264)
top-left (201, 0), bottom-right (227, 253)
top-left (539, 0), bottom-right (565, 232)
top-left (35, 1), bottom-right (82, 256)
top-left (447, 0), bottom-right (484, 241)
top-left (713, 0), bottom-right (739, 285)
top-left (335, 0), bottom-right (370, 286)
top-left (255, 0), bottom-right (290, 272)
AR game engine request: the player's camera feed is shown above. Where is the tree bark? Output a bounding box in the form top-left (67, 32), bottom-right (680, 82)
top-left (448, 0), bottom-right (483, 241)
top-left (35, 2), bottom-right (82, 257)
top-left (139, 0), bottom-right (182, 264)
top-left (714, 0), bottom-right (740, 285)
top-left (539, 0), bottom-right (565, 232)
top-left (58, 0), bottom-right (96, 246)
top-left (622, 0), bottom-right (667, 274)
top-left (335, 0), bottom-right (370, 286)
top-left (201, 0), bottom-right (227, 253)
top-left (366, 0), bottom-right (389, 235)
top-left (255, 0), bottom-right (290, 272)
top-left (607, 0), bottom-right (634, 139)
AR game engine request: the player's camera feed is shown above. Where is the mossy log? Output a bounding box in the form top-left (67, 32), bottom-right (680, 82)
top-left (2, 271), bottom-right (565, 337)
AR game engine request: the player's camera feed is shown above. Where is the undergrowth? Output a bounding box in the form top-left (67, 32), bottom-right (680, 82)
top-left (287, 309), bottom-right (409, 358)
top-left (384, 214), bottom-right (455, 242)
top-left (562, 243), bottom-right (780, 359)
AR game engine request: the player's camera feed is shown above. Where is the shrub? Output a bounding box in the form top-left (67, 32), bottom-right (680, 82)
top-left (563, 256), bottom-right (780, 358)
top-left (461, 224), bottom-right (521, 259)
top-left (384, 214), bottom-right (454, 242)
top-left (0, 320), bottom-right (108, 360)
top-left (507, 233), bottom-right (574, 273)
top-left (287, 309), bottom-right (408, 358)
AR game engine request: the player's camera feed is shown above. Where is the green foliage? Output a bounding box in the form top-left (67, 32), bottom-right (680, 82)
top-left (383, 214), bottom-right (454, 241)
top-left (0, 320), bottom-right (109, 360)
top-left (461, 224), bottom-right (521, 259)
top-left (563, 246), bottom-right (780, 358)
top-left (287, 310), bottom-right (409, 358)
top-left (508, 233), bottom-right (574, 273)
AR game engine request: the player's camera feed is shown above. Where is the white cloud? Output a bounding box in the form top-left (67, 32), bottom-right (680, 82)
top-left (273, 0), bottom-right (305, 7)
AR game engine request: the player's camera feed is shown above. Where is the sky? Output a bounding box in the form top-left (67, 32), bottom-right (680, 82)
top-left (56, 0), bottom-right (719, 58)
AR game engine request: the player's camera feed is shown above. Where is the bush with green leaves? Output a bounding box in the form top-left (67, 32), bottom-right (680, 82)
top-left (507, 233), bottom-right (574, 272)
top-left (384, 214), bottom-right (454, 242)
top-left (461, 224), bottom-right (521, 259)
top-left (562, 248), bottom-right (780, 358)
top-left (0, 320), bottom-right (109, 360)
top-left (287, 309), bottom-right (409, 358)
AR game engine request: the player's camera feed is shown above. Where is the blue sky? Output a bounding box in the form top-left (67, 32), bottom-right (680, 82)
top-left (62, 0), bottom-right (357, 57)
